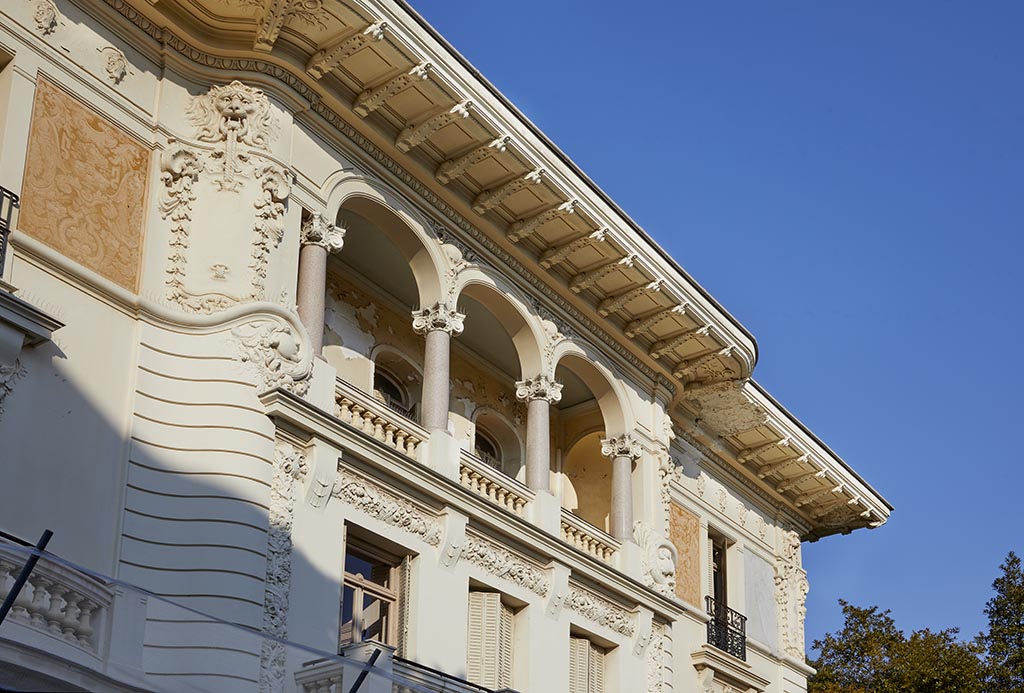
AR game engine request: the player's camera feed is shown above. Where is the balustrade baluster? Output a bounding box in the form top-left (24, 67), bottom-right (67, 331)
top-left (77, 599), bottom-right (96, 647)
top-left (60, 591), bottom-right (82, 642)
top-left (45, 584), bottom-right (67, 634)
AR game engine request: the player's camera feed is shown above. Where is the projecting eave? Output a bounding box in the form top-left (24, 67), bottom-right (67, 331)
top-left (681, 378), bottom-right (891, 540)
top-left (96, 0), bottom-right (757, 387)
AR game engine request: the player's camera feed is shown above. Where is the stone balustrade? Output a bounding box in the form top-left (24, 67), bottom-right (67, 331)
top-left (0, 544), bottom-right (112, 654)
top-left (459, 451), bottom-right (534, 518)
top-left (335, 379), bottom-right (426, 458)
top-left (560, 510), bottom-right (619, 564)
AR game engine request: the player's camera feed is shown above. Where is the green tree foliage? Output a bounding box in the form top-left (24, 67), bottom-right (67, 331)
top-left (809, 600), bottom-right (983, 693)
top-left (978, 551), bottom-right (1024, 691)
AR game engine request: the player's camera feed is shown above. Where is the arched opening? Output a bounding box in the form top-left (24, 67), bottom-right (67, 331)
top-left (552, 352), bottom-right (629, 533)
top-left (448, 281), bottom-right (541, 479)
top-left (472, 408), bottom-right (524, 479)
top-left (322, 196), bottom-right (439, 415)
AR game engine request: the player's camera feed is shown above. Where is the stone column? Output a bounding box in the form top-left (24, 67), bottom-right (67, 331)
top-left (515, 375), bottom-right (562, 493)
top-left (296, 212), bottom-right (345, 355)
top-left (602, 433), bottom-right (642, 541)
top-left (412, 302), bottom-right (465, 432)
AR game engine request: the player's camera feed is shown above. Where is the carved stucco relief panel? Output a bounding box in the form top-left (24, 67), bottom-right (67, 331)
top-left (669, 501), bottom-right (701, 607)
top-left (20, 77), bottom-right (149, 292)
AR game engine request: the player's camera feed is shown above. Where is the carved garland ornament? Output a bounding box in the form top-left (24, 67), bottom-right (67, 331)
top-left (0, 361), bottom-right (27, 421)
top-left (332, 472), bottom-right (441, 546)
top-left (775, 530), bottom-right (810, 657)
top-left (33, 0), bottom-right (60, 34)
top-left (461, 535), bottom-right (549, 596)
top-left (250, 163), bottom-right (292, 299)
top-left (646, 622), bottom-right (671, 693)
top-left (232, 319), bottom-right (310, 396)
top-left (564, 585), bottom-right (635, 637)
top-left (259, 441), bottom-right (307, 693)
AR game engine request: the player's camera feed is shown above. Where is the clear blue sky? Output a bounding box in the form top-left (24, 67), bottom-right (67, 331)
top-left (411, 1), bottom-right (1024, 649)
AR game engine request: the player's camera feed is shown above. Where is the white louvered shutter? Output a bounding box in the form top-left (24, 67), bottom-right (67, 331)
top-left (569, 636), bottom-right (589, 693)
top-left (497, 600), bottom-right (514, 688)
top-left (467, 591), bottom-right (503, 688)
top-left (588, 642), bottom-right (605, 693)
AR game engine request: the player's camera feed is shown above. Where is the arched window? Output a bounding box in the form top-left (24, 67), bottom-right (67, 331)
top-left (474, 427), bottom-right (501, 469)
top-left (373, 369), bottom-right (411, 418)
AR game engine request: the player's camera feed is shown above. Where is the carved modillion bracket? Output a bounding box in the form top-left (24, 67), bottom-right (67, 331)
top-left (354, 62), bottom-right (431, 117)
top-left (624, 303), bottom-right (687, 339)
top-left (539, 228), bottom-right (609, 268)
top-left (597, 279), bottom-right (664, 317)
top-left (673, 346), bottom-right (735, 380)
top-left (649, 323), bottom-right (709, 359)
top-left (307, 21), bottom-right (386, 79)
top-left (569, 254), bottom-right (636, 294)
top-left (436, 136), bottom-right (509, 184)
top-left (396, 100), bottom-right (471, 152)
top-left (472, 168), bottom-right (544, 214)
top-left (507, 199), bottom-right (577, 243)
top-left (737, 436), bottom-right (791, 464)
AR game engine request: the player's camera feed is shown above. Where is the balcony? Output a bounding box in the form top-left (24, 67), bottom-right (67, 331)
top-left (560, 509), bottom-right (619, 564)
top-left (705, 596), bottom-right (747, 661)
top-left (0, 185), bottom-right (17, 276)
top-left (459, 450), bottom-right (533, 518)
top-left (336, 378), bottom-right (427, 459)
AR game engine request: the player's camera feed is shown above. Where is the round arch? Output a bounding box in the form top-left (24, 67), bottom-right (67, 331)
top-left (551, 342), bottom-right (634, 437)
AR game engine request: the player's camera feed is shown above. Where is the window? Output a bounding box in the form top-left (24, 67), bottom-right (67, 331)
top-left (473, 427), bottom-right (501, 470)
top-left (373, 369), bottom-right (412, 419)
top-left (711, 534), bottom-right (727, 608)
top-left (339, 540), bottom-right (407, 651)
top-left (568, 635), bottom-right (605, 693)
top-left (706, 530), bottom-right (746, 660)
top-left (466, 590), bottom-right (514, 689)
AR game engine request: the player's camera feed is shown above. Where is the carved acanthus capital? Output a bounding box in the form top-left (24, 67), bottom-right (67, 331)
top-left (300, 213), bottom-right (345, 252)
top-left (515, 375), bottom-right (562, 404)
top-left (412, 303), bottom-right (465, 336)
top-left (601, 433), bottom-right (642, 461)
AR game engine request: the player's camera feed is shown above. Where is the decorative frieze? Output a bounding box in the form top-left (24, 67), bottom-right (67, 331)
top-left (300, 212), bottom-right (345, 252)
top-left (353, 62), bottom-right (431, 117)
top-left (306, 21), bottom-right (386, 79)
top-left (597, 280), bottom-right (664, 317)
top-left (461, 535), bottom-right (549, 596)
top-left (776, 530), bottom-right (810, 657)
top-left (564, 585), bottom-right (635, 637)
top-left (436, 137), bottom-right (509, 184)
top-left (232, 318), bottom-right (311, 396)
top-left (396, 100), bottom-right (471, 152)
top-left (411, 302), bottom-right (465, 336)
top-left (506, 199), bottom-right (577, 243)
top-left (570, 255), bottom-right (636, 294)
top-left (472, 169), bottom-right (544, 214)
top-left (539, 228), bottom-right (609, 268)
top-left (514, 375), bottom-right (562, 404)
top-left (601, 434), bottom-right (642, 461)
top-left (332, 472), bottom-right (442, 546)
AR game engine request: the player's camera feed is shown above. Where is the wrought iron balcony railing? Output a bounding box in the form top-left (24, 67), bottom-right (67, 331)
top-left (705, 595), bottom-right (747, 661)
top-left (0, 186), bottom-right (19, 276)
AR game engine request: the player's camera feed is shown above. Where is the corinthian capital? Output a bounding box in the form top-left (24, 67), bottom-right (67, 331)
top-left (601, 434), bottom-right (642, 461)
top-left (515, 375), bottom-right (563, 404)
top-left (412, 303), bottom-right (465, 336)
top-left (300, 213), bottom-right (345, 252)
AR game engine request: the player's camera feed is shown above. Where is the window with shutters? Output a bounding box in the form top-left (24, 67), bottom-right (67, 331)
top-left (568, 634), bottom-right (605, 693)
top-left (466, 590), bottom-right (515, 689)
top-left (339, 538), bottom-right (409, 652)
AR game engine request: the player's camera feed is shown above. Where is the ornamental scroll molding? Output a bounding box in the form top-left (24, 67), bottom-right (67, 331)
top-left (564, 585), bottom-right (635, 637)
top-left (160, 82), bottom-right (290, 313)
top-left (461, 535), bottom-right (549, 597)
top-left (258, 440), bottom-right (307, 693)
top-left (633, 521), bottom-right (677, 599)
top-left (775, 530), bottom-right (809, 658)
top-left (0, 361), bottom-right (27, 421)
top-left (97, 46), bottom-right (130, 84)
top-left (331, 471), bottom-right (442, 546)
top-left (232, 318), bottom-right (311, 396)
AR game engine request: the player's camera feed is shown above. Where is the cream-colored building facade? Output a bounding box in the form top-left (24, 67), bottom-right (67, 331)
top-left (0, 0), bottom-right (891, 691)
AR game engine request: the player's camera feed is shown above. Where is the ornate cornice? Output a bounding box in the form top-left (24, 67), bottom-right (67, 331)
top-left (462, 534), bottom-right (549, 597)
top-left (514, 374), bottom-right (562, 404)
